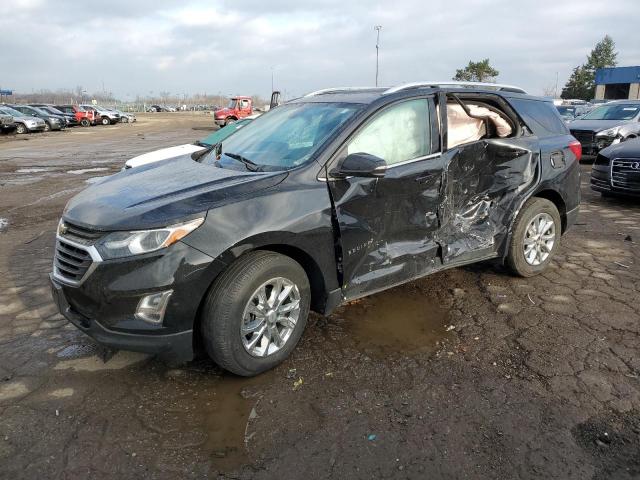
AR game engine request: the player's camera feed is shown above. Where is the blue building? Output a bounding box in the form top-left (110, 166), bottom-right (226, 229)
top-left (594, 66), bottom-right (640, 100)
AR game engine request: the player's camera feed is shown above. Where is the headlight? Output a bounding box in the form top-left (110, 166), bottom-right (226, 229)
top-left (95, 217), bottom-right (204, 259)
top-left (596, 126), bottom-right (621, 138)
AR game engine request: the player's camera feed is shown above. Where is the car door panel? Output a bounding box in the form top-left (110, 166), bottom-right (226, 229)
top-left (435, 136), bottom-right (539, 264)
top-left (328, 155), bottom-right (444, 298)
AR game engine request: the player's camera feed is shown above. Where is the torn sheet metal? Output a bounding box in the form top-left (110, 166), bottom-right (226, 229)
top-left (436, 138), bottom-right (538, 264)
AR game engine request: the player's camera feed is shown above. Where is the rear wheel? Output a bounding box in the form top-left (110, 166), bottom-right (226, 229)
top-left (201, 251), bottom-right (310, 376)
top-left (506, 198), bottom-right (561, 277)
top-left (16, 123), bottom-right (27, 134)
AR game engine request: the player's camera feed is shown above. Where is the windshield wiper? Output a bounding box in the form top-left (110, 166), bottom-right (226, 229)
top-left (224, 152), bottom-right (260, 172)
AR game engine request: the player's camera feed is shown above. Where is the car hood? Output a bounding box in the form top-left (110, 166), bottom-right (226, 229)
top-left (600, 137), bottom-right (640, 158)
top-left (125, 143), bottom-right (205, 168)
top-left (214, 108), bottom-right (232, 117)
top-left (64, 156), bottom-right (288, 231)
top-left (568, 119), bottom-right (631, 132)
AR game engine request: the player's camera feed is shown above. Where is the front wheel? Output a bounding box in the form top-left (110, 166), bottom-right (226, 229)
top-left (225, 117), bottom-right (236, 126)
top-left (80, 118), bottom-right (90, 127)
top-left (16, 123), bottom-right (27, 134)
top-left (506, 198), bottom-right (561, 277)
top-left (44, 122), bottom-right (51, 132)
top-left (201, 251), bottom-right (310, 376)
top-left (101, 117), bottom-right (110, 125)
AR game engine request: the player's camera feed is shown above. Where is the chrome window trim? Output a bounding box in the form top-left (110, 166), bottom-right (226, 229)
top-left (52, 235), bottom-right (103, 287)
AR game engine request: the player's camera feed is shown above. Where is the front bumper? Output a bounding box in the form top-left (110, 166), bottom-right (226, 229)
top-left (591, 163), bottom-right (640, 197)
top-left (214, 119), bottom-right (226, 126)
top-left (51, 274), bottom-right (194, 361)
top-left (28, 124), bottom-right (46, 132)
top-left (50, 239), bottom-right (225, 363)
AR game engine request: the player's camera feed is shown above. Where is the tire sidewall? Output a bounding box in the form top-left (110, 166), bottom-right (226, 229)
top-left (508, 198), bottom-right (561, 277)
top-left (16, 124), bottom-right (27, 134)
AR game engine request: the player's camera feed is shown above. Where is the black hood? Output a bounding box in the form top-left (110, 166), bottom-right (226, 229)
top-left (63, 156), bottom-right (287, 231)
top-left (600, 138), bottom-right (640, 159)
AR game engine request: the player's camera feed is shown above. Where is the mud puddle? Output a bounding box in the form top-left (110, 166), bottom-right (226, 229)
top-left (173, 363), bottom-right (276, 471)
top-left (338, 286), bottom-right (450, 356)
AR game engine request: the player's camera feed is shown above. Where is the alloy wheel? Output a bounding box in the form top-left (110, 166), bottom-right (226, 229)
top-left (240, 277), bottom-right (301, 357)
top-left (523, 213), bottom-right (555, 266)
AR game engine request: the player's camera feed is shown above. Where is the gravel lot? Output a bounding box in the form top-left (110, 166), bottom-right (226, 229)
top-left (0, 114), bottom-right (639, 479)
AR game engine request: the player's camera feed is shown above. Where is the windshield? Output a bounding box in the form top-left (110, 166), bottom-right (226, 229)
top-left (31, 107), bottom-right (50, 116)
top-left (200, 119), bottom-right (252, 146)
top-left (43, 106), bottom-right (64, 115)
top-left (227, 99), bottom-right (238, 109)
top-left (0, 106), bottom-right (26, 117)
top-left (556, 106), bottom-right (575, 117)
top-left (581, 104), bottom-right (640, 120)
top-left (203, 102), bottom-right (361, 171)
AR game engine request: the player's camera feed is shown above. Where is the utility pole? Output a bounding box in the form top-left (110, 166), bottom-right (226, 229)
top-left (374, 25), bottom-right (382, 87)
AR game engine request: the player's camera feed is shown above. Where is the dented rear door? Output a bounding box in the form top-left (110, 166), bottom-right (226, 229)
top-left (435, 136), bottom-right (540, 264)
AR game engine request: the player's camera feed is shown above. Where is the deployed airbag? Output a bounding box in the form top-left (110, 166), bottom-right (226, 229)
top-left (447, 103), bottom-right (512, 148)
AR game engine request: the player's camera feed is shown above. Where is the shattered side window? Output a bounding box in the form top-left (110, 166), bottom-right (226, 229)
top-left (509, 98), bottom-right (569, 137)
top-left (347, 99), bottom-right (431, 165)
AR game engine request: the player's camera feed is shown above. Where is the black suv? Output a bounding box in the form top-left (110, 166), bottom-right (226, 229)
top-left (50, 82), bottom-right (581, 376)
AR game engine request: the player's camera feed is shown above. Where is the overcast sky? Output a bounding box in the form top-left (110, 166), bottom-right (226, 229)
top-left (1, 0), bottom-right (638, 100)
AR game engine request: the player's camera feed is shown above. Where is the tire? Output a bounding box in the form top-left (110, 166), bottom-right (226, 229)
top-left (225, 117), bottom-right (237, 126)
top-left (506, 197), bottom-right (561, 277)
top-left (16, 123), bottom-right (27, 134)
top-left (44, 122), bottom-right (51, 132)
top-left (80, 118), bottom-right (90, 127)
top-left (101, 117), bottom-right (110, 126)
top-left (201, 251), bottom-right (311, 376)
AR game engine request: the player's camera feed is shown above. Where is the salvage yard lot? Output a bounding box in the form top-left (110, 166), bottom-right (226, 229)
top-left (1, 114), bottom-right (639, 479)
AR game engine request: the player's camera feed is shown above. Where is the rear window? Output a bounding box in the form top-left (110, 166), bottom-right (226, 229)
top-left (510, 99), bottom-right (569, 137)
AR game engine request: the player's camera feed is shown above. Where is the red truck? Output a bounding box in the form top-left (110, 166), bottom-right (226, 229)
top-left (214, 96), bottom-right (253, 127)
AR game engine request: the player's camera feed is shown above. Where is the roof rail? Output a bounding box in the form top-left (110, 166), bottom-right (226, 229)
top-left (304, 86), bottom-right (381, 97)
top-left (384, 81), bottom-right (527, 95)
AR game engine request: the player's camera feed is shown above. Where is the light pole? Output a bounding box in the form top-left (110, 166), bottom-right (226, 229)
top-left (374, 25), bottom-right (382, 87)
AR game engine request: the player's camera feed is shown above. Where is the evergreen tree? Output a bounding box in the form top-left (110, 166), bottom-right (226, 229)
top-left (453, 59), bottom-right (499, 82)
top-left (561, 35), bottom-right (618, 100)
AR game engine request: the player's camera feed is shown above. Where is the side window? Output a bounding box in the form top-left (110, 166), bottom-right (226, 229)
top-left (509, 98), bottom-right (569, 137)
top-left (347, 99), bottom-right (431, 166)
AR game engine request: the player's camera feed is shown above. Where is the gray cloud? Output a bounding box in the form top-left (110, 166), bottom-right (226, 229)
top-left (1, 0), bottom-right (637, 99)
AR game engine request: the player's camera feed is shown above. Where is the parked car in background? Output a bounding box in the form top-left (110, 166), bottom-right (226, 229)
top-left (80, 105), bottom-right (120, 125)
top-left (591, 138), bottom-right (640, 197)
top-left (51, 82), bottom-right (580, 376)
top-left (124, 116), bottom-right (257, 169)
top-left (214, 96), bottom-right (253, 126)
top-left (31, 104), bottom-right (79, 127)
top-left (556, 104), bottom-right (588, 122)
top-left (0, 112), bottom-right (17, 134)
top-left (568, 100), bottom-right (640, 156)
top-left (54, 104), bottom-right (96, 127)
top-left (8, 104), bottom-right (66, 131)
top-left (112, 109), bottom-right (136, 123)
top-left (0, 105), bottom-right (46, 133)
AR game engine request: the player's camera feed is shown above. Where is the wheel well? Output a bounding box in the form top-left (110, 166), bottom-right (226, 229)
top-left (534, 189), bottom-right (567, 232)
top-left (258, 244), bottom-right (327, 313)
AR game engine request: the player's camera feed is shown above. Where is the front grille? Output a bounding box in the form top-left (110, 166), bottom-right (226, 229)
top-left (61, 221), bottom-right (103, 245)
top-left (54, 239), bottom-right (93, 283)
top-left (570, 129), bottom-right (595, 145)
top-left (611, 158), bottom-right (640, 191)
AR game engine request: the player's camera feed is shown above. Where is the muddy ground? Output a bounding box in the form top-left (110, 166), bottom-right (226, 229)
top-left (0, 114), bottom-right (639, 479)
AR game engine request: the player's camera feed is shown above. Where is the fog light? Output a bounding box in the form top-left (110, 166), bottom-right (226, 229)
top-left (135, 290), bottom-right (173, 324)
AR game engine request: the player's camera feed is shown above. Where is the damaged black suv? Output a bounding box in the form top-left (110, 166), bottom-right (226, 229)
top-left (50, 82), bottom-right (581, 376)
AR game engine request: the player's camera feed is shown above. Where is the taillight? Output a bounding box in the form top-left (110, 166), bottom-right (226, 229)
top-left (568, 139), bottom-right (582, 162)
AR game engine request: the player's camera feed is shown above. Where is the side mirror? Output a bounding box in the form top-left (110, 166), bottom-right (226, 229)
top-left (330, 152), bottom-right (387, 179)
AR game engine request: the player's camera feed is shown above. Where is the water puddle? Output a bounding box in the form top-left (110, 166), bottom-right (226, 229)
top-left (16, 167), bottom-right (57, 173)
top-left (67, 167), bottom-right (109, 175)
top-left (173, 364), bottom-right (275, 471)
top-left (338, 286), bottom-right (450, 356)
